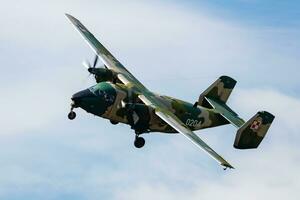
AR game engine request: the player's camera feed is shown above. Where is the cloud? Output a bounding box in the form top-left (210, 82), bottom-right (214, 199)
top-left (231, 88), bottom-right (300, 139)
top-left (0, 0), bottom-right (257, 134)
top-left (0, 88), bottom-right (299, 199)
top-left (0, 0), bottom-right (299, 199)
top-left (111, 89), bottom-right (300, 200)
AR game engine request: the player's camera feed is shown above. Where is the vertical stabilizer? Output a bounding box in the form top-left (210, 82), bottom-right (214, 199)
top-left (197, 76), bottom-right (236, 108)
top-left (234, 111), bottom-right (275, 149)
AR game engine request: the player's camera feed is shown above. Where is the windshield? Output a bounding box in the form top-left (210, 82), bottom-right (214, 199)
top-left (88, 84), bottom-right (115, 103)
top-left (89, 84), bottom-right (101, 95)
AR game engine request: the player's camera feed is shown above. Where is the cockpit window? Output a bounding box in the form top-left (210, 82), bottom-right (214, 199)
top-left (89, 85), bottom-right (104, 97)
top-left (89, 85), bottom-right (99, 94)
top-left (88, 84), bottom-right (115, 103)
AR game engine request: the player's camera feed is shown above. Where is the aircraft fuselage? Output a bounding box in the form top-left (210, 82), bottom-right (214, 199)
top-left (71, 82), bottom-right (228, 134)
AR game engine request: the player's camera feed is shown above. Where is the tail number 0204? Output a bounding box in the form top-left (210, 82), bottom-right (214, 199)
top-left (185, 119), bottom-right (201, 127)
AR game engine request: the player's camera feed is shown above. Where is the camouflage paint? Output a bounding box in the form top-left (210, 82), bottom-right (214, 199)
top-left (66, 14), bottom-right (275, 169)
top-left (234, 111), bottom-right (275, 149)
top-left (74, 81), bottom-right (230, 134)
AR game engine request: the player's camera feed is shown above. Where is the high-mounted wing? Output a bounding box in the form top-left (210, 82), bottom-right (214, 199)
top-left (139, 95), bottom-right (234, 169)
top-left (65, 13), bottom-right (146, 91)
top-left (66, 14), bottom-right (234, 169)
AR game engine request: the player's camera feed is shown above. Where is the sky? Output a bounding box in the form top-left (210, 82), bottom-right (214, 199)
top-left (0, 0), bottom-right (299, 199)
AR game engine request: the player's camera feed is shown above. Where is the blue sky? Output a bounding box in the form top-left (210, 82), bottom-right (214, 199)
top-left (177, 0), bottom-right (300, 27)
top-left (0, 0), bottom-right (299, 199)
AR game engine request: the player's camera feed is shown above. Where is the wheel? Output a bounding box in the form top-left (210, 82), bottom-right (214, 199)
top-left (68, 111), bottom-right (76, 120)
top-left (110, 120), bottom-right (119, 125)
top-left (134, 136), bottom-right (145, 148)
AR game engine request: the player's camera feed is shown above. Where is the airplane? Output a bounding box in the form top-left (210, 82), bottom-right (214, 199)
top-left (65, 14), bottom-right (275, 170)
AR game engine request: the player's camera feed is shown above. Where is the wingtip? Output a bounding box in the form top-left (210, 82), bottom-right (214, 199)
top-left (65, 13), bottom-right (73, 20)
top-left (222, 163), bottom-right (234, 170)
top-left (65, 13), bottom-right (79, 22)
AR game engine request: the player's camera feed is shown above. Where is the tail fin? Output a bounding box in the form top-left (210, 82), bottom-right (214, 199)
top-left (234, 111), bottom-right (275, 149)
top-left (206, 97), bottom-right (275, 149)
top-left (197, 76), bottom-right (236, 108)
top-left (198, 76), bottom-right (275, 149)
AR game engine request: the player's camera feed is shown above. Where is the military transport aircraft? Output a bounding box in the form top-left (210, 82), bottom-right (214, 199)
top-left (66, 14), bottom-right (275, 169)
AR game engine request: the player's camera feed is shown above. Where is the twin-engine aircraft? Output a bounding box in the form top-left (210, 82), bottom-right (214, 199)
top-left (66, 14), bottom-right (275, 169)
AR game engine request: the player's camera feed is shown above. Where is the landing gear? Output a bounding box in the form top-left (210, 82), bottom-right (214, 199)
top-left (68, 111), bottom-right (76, 120)
top-left (134, 135), bottom-right (145, 148)
top-left (110, 120), bottom-right (119, 125)
top-left (68, 101), bottom-right (77, 120)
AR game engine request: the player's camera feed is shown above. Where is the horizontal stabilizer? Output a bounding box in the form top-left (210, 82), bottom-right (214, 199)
top-left (205, 97), bottom-right (245, 128)
top-left (234, 111), bottom-right (275, 149)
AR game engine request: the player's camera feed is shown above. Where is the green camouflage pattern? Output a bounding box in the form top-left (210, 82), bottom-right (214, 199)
top-left (234, 111), bottom-right (275, 149)
top-left (205, 97), bottom-right (245, 128)
top-left (66, 14), bottom-right (275, 169)
top-left (198, 76), bottom-right (236, 108)
top-left (83, 82), bottom-right (230, 134)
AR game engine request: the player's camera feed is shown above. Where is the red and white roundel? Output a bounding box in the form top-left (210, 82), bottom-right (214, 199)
top-left (250, 120), bottom-right (262, 130)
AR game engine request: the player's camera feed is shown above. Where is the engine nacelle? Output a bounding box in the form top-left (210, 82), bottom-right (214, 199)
top-left (88, 67), bottom-right (114, 83)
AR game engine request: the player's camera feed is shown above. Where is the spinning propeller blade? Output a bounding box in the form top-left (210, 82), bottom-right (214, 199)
top-left (82, 60), bottom-right (91, 69)
top-left (92, 54), bottom-right (98, 68)
top-left (82, 55), bottom-right (100, 78)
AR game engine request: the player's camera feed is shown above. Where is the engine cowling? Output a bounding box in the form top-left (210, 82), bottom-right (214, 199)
top-left (88, 67), bottom-right (114, 83)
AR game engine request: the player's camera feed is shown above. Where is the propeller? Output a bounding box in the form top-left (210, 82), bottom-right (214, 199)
top-left (82, 55), bottom-right (110, 83)
top-left (92, 55), bottom-right (98, 68)
top-left (82, 54), bottom-right (99, 77)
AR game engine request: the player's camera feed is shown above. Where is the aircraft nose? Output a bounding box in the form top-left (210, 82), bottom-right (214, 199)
top-left (71, 89), bottom-right (95, 103)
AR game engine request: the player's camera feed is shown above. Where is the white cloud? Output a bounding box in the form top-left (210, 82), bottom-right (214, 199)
top-left (110, 89), bottom-right (300, 200)
top-left (0, 90), bottom-right (299, 199)
top-left (0, 0), bottom-right (255, 134)
top-left (231, 88), bottom-right (300, 138)
top-left (0, 0), bottom-right (299, 199)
